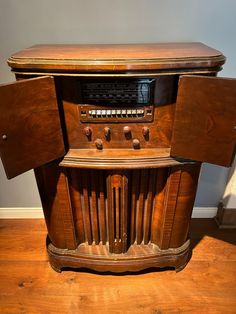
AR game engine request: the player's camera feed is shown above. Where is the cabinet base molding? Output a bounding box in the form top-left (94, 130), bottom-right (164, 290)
top-left (47, 238), bottom-right (190, 273)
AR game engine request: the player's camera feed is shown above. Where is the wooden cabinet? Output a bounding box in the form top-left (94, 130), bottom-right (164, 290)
top-left (0, 43), bottom-right (235, 272)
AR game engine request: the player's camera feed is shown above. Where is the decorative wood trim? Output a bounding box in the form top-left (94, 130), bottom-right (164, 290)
top-left (11, 68), bottom-right (221, 78)
top-left (60, 149), bottom-right (195, 170)
top-left (8, 54), bottom-right (225, 69)
top-left (47, 238), bottom-right (191, 273)
top-left (107, 171), bottom-right (129, 253)
top-left (8, 43), bottom-right (225, 76)
top-left (8, 46), bottom-right (225, 72)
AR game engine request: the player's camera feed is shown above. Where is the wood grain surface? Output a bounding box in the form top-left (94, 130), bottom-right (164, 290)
top-left (171, 75), bottom-right (236, 167)
top-left (8, 42), bottom-right (225, 73)
top-left (0, 76), bottom-right (65, 178)
top-left (0, 218), bottom-right (235, 314)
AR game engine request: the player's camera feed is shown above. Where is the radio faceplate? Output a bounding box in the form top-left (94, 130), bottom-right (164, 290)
top-left (61, 76), bottom-right (177, 150)
top-left (79, 105), bottom-right (154, 123)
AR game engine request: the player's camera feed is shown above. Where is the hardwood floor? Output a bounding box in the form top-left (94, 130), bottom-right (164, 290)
top-left (0, 219), bottom-right (235, 314)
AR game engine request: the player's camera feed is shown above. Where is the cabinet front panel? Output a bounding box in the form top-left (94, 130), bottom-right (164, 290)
top-left (171, 75), bottom-right (236, 167)
top-left (62, 164), bottom-right (199, 253)
top-left (0, 76), bottom-right (65, 178)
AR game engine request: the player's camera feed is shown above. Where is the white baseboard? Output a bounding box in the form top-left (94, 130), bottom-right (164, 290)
top-left (0, 207), bottom-right (44, 219)
top-left (191, 207), bottom-right (217, 218)
top-left (0, 206), bottom-right (217, 219)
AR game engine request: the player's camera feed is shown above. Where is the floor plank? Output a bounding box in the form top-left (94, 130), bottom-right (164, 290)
top-left (0, 219), bottom-right (235, 314)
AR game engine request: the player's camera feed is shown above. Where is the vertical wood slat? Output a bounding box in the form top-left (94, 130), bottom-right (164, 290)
top-left (130, 170), bottom-right (140, 244)
top-left (68, 169), bottom-right (85, 244)
top-left (107, 174), bottom-right (114, 251)
top-left (90, 170), bottom-right (99, 244)
top-left (68, 169), bottom-right (108, 246)
top-left (81, 170), bottom-right (93, 245)
top-left (115, 186), bottom-right (120, 240)
top-left (151, 168), bottom-right (168, 246)
top-left (143, 169), bottom-right (157, 244)
top-left (107, 172), bottom-right (128, 254)
top-left (66, 166), bottom-right (190, 252)
top-left (136, 169), bottom-right (148, 244)
top-left (122, 175), bottom-right (128, 253)
top-left (160, 167), bottom-right (182, 249)
top-left (98, 170), bottom-right (106, 244)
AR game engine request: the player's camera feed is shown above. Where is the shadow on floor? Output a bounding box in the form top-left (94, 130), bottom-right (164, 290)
top-left (189, 218), bottom-right (236, 250)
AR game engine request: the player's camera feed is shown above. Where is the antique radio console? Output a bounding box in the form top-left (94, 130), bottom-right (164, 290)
top-left (0, 43), bottom-right (235, 272)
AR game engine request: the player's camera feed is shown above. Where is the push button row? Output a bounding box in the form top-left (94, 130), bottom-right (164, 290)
top-left (88, 109), bottom-right (144, 118)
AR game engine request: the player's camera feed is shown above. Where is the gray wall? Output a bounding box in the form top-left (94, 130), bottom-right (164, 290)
top-left (0, 0), bottom-right (235, 208)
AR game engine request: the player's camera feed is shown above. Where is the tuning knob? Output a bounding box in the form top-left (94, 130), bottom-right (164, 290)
top-left (83, 126), bottom-right (92, 138)
top-left (95, 138), bottom-right (103, 150)
top-left (142, 127), bottom-right (149, 137)
top-left (132, 139), bottom-right (140, 149)
top-left (123, 126), bottom-right (131, 139)
top-left (104, 127), bottom-right (111, 140)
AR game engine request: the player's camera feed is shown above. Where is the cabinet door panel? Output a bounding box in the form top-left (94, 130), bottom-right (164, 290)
top-left (0, 76), bottom-right (65, 178)
top-left (171, 75), bottom-right (236, 167)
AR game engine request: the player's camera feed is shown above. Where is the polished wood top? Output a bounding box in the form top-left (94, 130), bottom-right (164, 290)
top-left (8, 42), bottom-right (225, 73)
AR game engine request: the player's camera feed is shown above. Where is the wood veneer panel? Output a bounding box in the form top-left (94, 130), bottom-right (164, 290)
top-left (34, 164), bottom-right (77, 250)
top-left (67, 169), bottom-right (85, 244)
top-left (8, 43), bottom-right (225, 72)
top-left (159, 167), bottom-right (182, 249)
top-left (0, 77), bottom-right (65, 178)
top-left (143, 169), bottom-right (156, 244)
top-left (151, 168), bottom-right (168, 246)
top-left (171, 76), bottom-right (236, 167)
top-left (135, 170), bottom-right (148, 245)
top-left (169, 164), bottom-right (201, 248)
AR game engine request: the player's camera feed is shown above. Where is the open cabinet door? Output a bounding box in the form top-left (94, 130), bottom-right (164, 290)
top-left (171, 75), bottom-right (236, 167)
top-left (0, 76), bottom-right (65, 179)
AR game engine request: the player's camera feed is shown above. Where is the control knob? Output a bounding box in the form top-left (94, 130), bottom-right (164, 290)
top-left (123, 126), bottom-right (131, 139)
top-left (132, 139), bottom-right (140, 149)
top-left (142, 127), bottom-right (149, 137)
top-left (142, 127), bottom-right (150, 141)
top-left (95, 138), bottom-right (103, 150)
top-left (83, 126), bottom-right (92, 138)
top-left (104, 127), bottom-right (111, 140)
